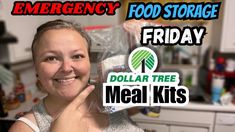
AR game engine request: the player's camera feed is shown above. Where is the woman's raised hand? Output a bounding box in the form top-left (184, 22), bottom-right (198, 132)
top-left (50, 85), bottom-right (95, 132)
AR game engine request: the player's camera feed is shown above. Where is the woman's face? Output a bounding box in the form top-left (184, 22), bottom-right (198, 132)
top-left (34, 29), bottom-right (90, 101)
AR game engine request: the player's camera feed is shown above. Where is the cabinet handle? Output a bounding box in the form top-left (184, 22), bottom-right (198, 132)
top-left (25, 47), bottom-right (31, 52)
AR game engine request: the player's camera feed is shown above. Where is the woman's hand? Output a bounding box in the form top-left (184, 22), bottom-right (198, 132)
top-left (50, 85), bottom-right (95, 132)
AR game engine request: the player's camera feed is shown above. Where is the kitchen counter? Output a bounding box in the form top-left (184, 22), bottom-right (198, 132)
top-left (163, 102), bottom-right (235, 113)
top-left (0, 91), bottom-right (46, 121)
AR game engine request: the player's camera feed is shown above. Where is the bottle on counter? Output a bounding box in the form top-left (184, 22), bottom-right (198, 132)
top-left (14, 73), bottom-right (26, 103)
top-left (0, 83), bottom-right (8, 117)
top-left (211, 74), bottom-right (225, 104)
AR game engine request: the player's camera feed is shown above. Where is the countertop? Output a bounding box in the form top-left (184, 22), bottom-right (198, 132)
top-left (162, 102), bottom-right (235, 113)
top-left (0, 91), bottom-right (46, 121)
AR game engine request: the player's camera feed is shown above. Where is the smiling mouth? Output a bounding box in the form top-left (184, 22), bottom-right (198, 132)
top-left (54, 76), bottom-right (79, 84)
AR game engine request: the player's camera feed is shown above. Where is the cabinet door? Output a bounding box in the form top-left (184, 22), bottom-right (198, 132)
top-left (138, 123), bottom-right (169, 132)
top-left (214, 125), bottom-right (235, 132)
top-left (214, 113), bottom-right (235, 132)
top-left (1, 1), bottom-right (61, 63)
top-left (170, 126), bottom-right (208, 132)
top-left (1, 1), bottom-right (39, 63)
top-left (220, 0), bottom-right (235, 52)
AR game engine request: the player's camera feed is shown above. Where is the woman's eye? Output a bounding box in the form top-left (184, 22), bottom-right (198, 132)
top-left (72, 54), bottom-right (84, 60)
top-left (45, 56), bottom-right (58, 62)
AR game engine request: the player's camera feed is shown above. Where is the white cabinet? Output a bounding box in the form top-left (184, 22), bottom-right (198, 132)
top-left (138, 123), bottom-right (169, 132)
top-left (211, 0), bottom-right (235, 53)
top-left (170, 126), bottom-right (208, 132)
top-left (0, 1), bottom-right (59, 63)
top-left (0, 1), bottom-right (34, 63)
top-left (131, 109), bottom-right (214, 132)
top-left (214, 113), bottom-right (235, 132)
top-left (0, 16), bottom-right (47, 63)
top-left (131, 107), bottom-right (235, 132)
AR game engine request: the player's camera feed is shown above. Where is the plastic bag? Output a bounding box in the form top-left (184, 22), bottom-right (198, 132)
top-left (86, 20), bottom-right (161, 113)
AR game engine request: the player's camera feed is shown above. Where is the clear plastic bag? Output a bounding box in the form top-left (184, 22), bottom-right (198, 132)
top-left (86, 20), bottom-right (161, 113)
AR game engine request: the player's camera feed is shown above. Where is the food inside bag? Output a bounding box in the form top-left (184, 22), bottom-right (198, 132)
top-left (86, 20), bottom-right (160, 113)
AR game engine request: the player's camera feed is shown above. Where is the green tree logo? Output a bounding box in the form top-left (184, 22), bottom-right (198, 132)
top-left (129, 47), bottom-right (158, 73)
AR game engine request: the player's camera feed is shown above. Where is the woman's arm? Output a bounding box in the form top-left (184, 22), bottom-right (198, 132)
top-left (9, 112), bottom-right (37, 132)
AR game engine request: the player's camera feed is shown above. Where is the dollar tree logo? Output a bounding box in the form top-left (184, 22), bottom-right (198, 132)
top-left (128, 47), bottom-right (158, 73)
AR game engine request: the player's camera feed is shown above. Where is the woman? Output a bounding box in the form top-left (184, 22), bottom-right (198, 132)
top-left (9, 19), bottom-right (143, 132)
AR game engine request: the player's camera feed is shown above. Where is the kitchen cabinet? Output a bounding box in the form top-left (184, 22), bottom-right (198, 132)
top-left (214, 113), bottom-right (235, 132)
top-left (131, 109), bottom-right (214, 132)
top-left (0, 1), bottom-right (32, 63)
top-left (170, 126), bottom-right (208, 132)
top-left (0, 16), bottom-right (45, 63)
top-left (211, 0), bottom-right (235, 53)
top-left (0, 1), bottom-right (58, 63)
top-left (138, 123), bottom-right (169, 132)
top-left (131, 102), bottom-right (235, 132)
